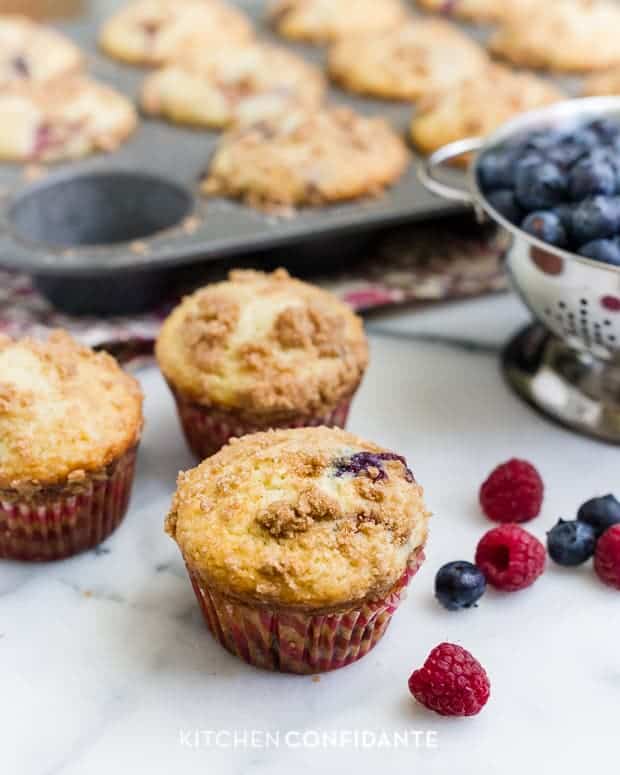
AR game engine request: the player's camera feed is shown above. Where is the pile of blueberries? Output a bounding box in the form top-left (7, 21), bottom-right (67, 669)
top-left (478, 117), bottom-right (620, 265)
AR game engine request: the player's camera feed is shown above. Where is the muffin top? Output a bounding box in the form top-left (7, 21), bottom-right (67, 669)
top-left (155, 269), bottom-right (368, 418)
top-left (0, 331), bottom-right (143, 490)
top-left (167, 427), bottom-right (429, 610)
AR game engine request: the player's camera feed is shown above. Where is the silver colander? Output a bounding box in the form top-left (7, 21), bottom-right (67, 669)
top-left (418, 97), bottom-right (620, 443)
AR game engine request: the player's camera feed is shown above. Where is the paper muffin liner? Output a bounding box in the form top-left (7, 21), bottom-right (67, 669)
top-left (170, 386), bottom-right (353, 459)
top-left (187, 547), bottom-right (425, 674)
top-left (0, 446), bottom-right (137, 562)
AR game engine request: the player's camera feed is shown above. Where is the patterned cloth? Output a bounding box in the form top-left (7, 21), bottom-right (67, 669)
top-left (0, 215), bottom-right (508, 365)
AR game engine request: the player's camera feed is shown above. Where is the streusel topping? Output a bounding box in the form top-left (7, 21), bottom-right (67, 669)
top-left (166, 427), bottom-right (429, 609)
top-left (155, 269), bottom-right (368, 417)
top-left (0, 331), bottom-right (143, 489)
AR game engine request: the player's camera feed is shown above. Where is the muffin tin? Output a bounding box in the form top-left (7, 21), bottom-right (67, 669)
top-left (0, 0), bottom-right (571, 314)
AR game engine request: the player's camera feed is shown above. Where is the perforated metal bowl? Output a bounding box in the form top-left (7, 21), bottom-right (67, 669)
top-left (419, 97), bottom-right (620, 443)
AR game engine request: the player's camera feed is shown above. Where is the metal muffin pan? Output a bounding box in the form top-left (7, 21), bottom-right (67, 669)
top-left (0, 0), bottom-right (576, 314)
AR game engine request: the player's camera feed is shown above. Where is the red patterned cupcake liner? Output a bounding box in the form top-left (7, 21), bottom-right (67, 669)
top-left (187, 548), bottom-right (425, 674)
top-left (0, 446), bottom-right (138, 562)
top-left (170, 387), bottom-right (353, 459)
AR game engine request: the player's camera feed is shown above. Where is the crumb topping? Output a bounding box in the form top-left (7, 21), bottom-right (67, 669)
top-left (166, 427), bottom-right (430, 609)
top-left (156, 269), bottom-right (368, 417)
top-left (201, 106), bottom-right (409, 208)
top-left (0, 330), bottom-right (143, 488)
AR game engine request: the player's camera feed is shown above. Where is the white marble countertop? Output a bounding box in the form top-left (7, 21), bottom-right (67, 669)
top-left (4, 292), bottom-right (618, 775)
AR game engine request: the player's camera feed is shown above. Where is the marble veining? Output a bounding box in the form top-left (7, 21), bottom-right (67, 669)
top-left (2, 294), bottom-right (617, 775)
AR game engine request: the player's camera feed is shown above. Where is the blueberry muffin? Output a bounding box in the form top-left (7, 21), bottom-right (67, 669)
top-left (201, 106), bottom-right (409, 209)
top-left (411, 64), bottom-right (564, 164)
top-left (99, 0), bottom-right (254, 67)
top-left (0, 15), bottom-right (82, 89)
top-left (166, 426), bottom-right (430, 672)
top-left (142, 42), bottom-right (325, 130)
top-left (416, 0), bottom-right (536, 23)
top-left (489, 0), bottom-right (620, 72)
top-left (0, 75), bottom-right (137, 162)
top-left (156, 269), bottom-right (368, 459)
top-left (328, 19), bottom-right (488, 101)
top-left (267, 0), bottom-right (407, 43)
top-left (0, 331), bottom-right (143, 561)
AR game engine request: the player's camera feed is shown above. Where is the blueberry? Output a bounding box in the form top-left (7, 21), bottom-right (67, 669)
top-left (435, 561), bottom-right (486, 611)
top-left (577, 494), bottom-right (620, 538)
top-left (547, 140), bottom-right (586, 170)
top-left (553, 202), bottom-right (576, 232)
top-left (588, 118), bottom-right (620, 144)
top-left (547, 519), bottom-right (597, 566)
top-left (486, 189), bottom-right (521, 223)
top-left (568, 156), bottom-right (616, 199)
top-left (572, 126), bottom-right (600, 151)
top-left (515, 161), bottom-right (566, 210)
top-left (578, 238), bottom-right (620, 265)
top-left (478, 149), bottom-right (517, 190)
top-left (571, 196), bottom-right (620, 244)
top-left (523, 128), bottom-right (564, 153)
top-left (521, 210), bottom-right (568, 247)
top-left (333, 452), bottom-right (414, 482)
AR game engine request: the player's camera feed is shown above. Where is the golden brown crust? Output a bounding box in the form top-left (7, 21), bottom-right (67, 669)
top-left (328, 20), bottom-right (488, 101)
top-left (156, 269), bottom-right (368, 418)
top-left (0, 331), bottom-right (143, 488)
top-left (166, 427), bottom-right (430, 610)
top-left (489, 0), bottom-right (620, 73)
top-left (201, 106), bottom-right (409, 208)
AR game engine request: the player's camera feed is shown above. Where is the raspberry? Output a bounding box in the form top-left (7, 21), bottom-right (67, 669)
top-left (475, 524), bottom-right (545, 591)
top-left (594, 524), bottom-right (620, 589)
top-left (408, 643), bottom-right (490, 717)
top-left (479, 459), bottom-right (543, 523)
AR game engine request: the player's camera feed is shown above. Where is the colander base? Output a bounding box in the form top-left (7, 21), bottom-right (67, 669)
top-left (502, 323), bottom-right (620, 444)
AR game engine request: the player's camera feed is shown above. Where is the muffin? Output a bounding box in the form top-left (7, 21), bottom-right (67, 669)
top-left (99, 0), bottom-right (254, 67)
top-left (0, 75), bottom-right (138, 162)
top-left (201, 107), bottom-right (409, 209)
top-left (327, 19), bottom-right (488, 101)
top-left (489, 0), bottom-right (620, 73)
top-left (0, 331), bottom-right (143, 561)
top-left (166, 426), bottom-right (430, 673)
top-left (267, 0), bottom-right (407, 44)
top-left (141, 42), bottom-right (325, 130)
top-left (156, 269), bottom-right (368, 459)
top-left (0, 15), bottom-right (83, 89)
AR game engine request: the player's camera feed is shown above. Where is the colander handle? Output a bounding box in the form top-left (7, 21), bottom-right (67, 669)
top-left (417, 137), bottom-right (483, 206)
